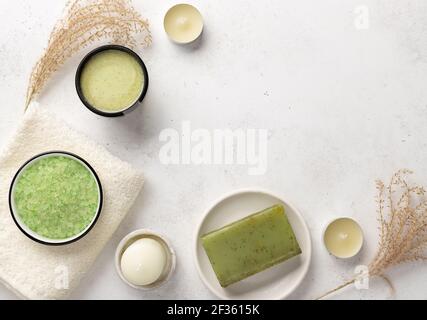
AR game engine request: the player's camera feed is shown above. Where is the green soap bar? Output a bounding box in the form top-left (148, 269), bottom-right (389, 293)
top-left (201, 204), bottom-right (301, 287)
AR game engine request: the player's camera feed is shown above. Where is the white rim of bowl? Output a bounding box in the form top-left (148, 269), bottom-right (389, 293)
top-left (322, 216), bottom-right (364, 259)
top-left (9, 151), bottom-right (103, 245)
top-left (193, 188), bottom-right (312, 300)
top-left (115, 229), bottom-right (176, 290)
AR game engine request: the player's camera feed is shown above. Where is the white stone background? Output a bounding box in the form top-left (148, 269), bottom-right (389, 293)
top-left (0, 0), bottom-right (427, 300)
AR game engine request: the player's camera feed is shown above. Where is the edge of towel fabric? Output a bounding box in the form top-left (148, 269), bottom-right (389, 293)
top-left (0, 106), bottom-right (144, 299)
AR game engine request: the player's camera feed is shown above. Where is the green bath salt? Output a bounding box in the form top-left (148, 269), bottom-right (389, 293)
top-left (13, 155), bottom-right (100, 239)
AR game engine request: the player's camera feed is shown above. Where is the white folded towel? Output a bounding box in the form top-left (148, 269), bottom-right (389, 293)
top-left (0, 105), bottom-right (144, 299)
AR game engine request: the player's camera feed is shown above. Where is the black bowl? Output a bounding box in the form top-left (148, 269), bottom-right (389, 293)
top-left (75, 45), bottom-right (149, 117)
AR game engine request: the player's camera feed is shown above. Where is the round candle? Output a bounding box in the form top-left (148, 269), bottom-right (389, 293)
top-left (120, 238), bottom-right (167, 286)
top-left (79, 49), bottom-right (145, 113)
top-left (164, 4), bottom-right (203, 44)
top-left (323, 217), bottom-right (363, 258)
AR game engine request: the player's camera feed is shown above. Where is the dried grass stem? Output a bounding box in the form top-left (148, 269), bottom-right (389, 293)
top-left (318, 170), bottom-right (427, 299)
top-left (25, 0), bottom-right (152, 110)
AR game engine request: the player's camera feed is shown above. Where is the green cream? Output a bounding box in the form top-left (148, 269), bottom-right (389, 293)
top-left (80, 49), bottom-right (144, 113)
top-left (13, 156), bottom-right (100, 240)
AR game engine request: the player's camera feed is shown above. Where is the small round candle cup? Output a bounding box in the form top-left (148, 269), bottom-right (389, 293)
top-left (323, 217), bottom-right (364, 259)
top-left (164, 4), bottom-right (204, 44)
top-left (75, 45), bottom-right (149, 117)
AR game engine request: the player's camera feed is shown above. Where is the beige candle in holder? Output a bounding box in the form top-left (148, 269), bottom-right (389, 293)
top-left (164, 4), bottom-right (203, 44)
top-left (323, 217), bottom-right (364, 259)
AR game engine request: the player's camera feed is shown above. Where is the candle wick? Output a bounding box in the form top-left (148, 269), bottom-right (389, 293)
top-left (177, 17), bottom-right (188, 27)
top-left (339, 232), bottom-right (348, 240)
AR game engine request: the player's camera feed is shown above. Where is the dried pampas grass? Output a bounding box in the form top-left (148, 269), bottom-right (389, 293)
top-left (318, 169), bottom-right (427, 299)
top-left (25, 0), bottom-right (152, 110)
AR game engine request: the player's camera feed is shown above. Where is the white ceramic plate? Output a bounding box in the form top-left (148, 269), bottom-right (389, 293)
top-left (194, 189), bottom-right (311, 300)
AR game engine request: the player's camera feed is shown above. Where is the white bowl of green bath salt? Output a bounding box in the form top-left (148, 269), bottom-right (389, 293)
top-left (9, 151), bottom-right (103, 245)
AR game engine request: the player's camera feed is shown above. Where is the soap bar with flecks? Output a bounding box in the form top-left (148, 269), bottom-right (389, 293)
top-left (201, 204), bottom-right (301, 287)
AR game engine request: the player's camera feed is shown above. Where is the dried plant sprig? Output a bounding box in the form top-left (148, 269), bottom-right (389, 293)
top-left (25, 0), bottom-right (152, 110)
top-left (318, 169), bottom-right (427, 299)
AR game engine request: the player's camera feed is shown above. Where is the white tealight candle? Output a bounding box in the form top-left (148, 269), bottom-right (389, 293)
top-left (164, 4), bottom-right (203, 44)
top-left (323, 217), bottom-right (363, 258)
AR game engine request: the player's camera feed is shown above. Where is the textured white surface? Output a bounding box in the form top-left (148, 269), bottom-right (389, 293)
top-left (0, 0), bottom-right (427, 299)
